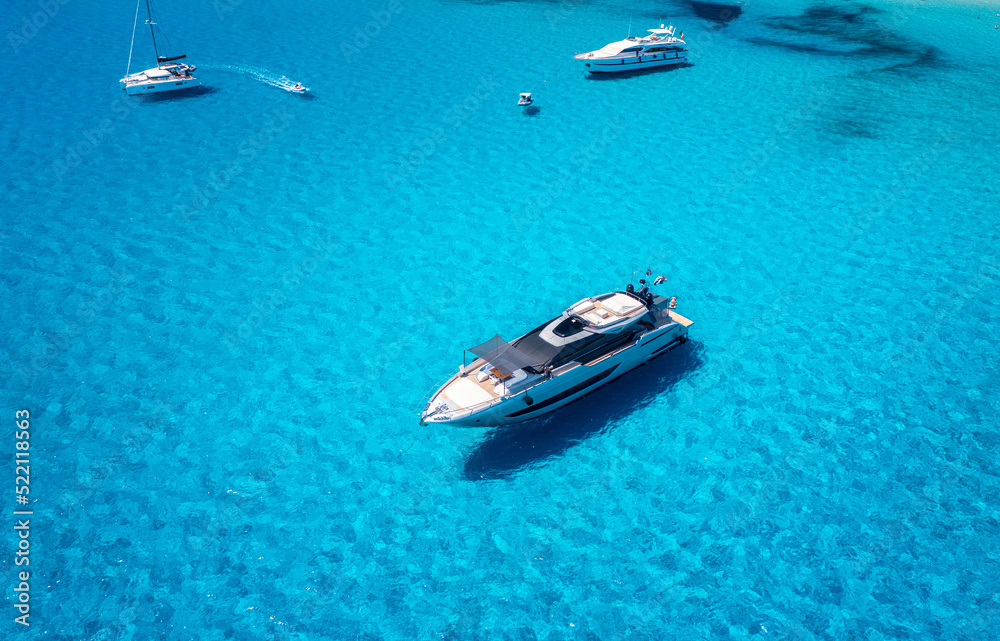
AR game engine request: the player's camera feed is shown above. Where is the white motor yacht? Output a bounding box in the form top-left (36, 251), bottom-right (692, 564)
top-left (421, 287), bottom-right (693, 427)
top-left (574, 25), bottom-right (687, 73)
top-left (120, 0), bottom-right (200, 95)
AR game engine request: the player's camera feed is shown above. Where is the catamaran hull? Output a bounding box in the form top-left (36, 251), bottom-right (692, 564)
top-left (122, 77), bottom-right (201, 95)
top-left (425, 323), bottom-right (688, 428)
top-left (582, 53), bottom-right (687, 73)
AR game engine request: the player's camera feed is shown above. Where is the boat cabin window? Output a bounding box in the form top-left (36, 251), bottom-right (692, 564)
top-left (549, 333), bottom-right (607, 368)
top-left (575, 329), bottom-right (642, 365)
top-left (549, 328), bottom-right (641, 368)
top-left (621, 47), bottom-right (642, 53)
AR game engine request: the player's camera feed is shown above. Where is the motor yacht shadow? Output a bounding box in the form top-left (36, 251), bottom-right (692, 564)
top-left (140, 85), bottom-right (218, 101)
top-left (462, 341), bottom-right (705, 480)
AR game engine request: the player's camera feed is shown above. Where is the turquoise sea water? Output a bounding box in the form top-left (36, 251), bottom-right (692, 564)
top-left (2, 0), bottom-right (1000, 638)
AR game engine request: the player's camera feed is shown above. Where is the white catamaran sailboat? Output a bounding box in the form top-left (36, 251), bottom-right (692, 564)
top-left (120, 0), bottom-right (200, 95)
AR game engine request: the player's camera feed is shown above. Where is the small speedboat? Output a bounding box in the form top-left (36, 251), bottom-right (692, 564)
top-left (420, 281), bottom-right (693, 427)
top-left (518, 92), bottom-right (533, 106)
top-left (288, 83), bottom-right (309, 93)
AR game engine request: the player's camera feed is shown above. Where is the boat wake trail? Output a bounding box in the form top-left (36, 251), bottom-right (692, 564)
top-left (206, 63), bottom-right (307, 92)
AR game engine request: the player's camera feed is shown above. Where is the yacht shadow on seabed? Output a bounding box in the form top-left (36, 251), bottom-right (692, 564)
top-left (139, 85), bottom-right (218, 101)
top-left (462, 341), bottom-right (705, 480)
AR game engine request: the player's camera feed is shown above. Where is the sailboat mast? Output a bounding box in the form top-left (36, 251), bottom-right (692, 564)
top-left (145, 0), bottom-right (161, 66)
top-left (125, 0), bottom-right (141, 76)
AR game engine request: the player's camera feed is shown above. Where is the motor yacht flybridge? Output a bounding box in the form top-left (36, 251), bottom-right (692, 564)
top-left (120, 0), bottom-right (200, 95)
top-left (574, 25), bottom-right (687, 73)
top-left (421, 286), bottom-right (693, 427)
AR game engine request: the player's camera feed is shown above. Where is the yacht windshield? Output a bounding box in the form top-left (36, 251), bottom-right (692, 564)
top-left (553, 316), bottom-right (586, 337)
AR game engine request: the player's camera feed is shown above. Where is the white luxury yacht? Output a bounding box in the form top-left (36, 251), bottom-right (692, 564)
top-left (421, 286), bottom-right (693, 427)
top-left (574, 25), bottom-right (687, 73)
top-left (120, 0), bottom-right (200, 95)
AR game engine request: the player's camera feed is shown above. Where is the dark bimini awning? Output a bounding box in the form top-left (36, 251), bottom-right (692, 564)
top-left (468, 334), bottom-right (538, 376)
top-left (157, 55), bottom-right (187, 63)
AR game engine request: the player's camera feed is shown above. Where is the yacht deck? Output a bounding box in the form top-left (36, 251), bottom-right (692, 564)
top-left (440, 359), bottom-right (500, 409)
top-left (667, 310), bottom-right (694, 327)
top-left (570, 293), bottom-right (647, 327)
top-left (123, 65), bottom-right (196, 85)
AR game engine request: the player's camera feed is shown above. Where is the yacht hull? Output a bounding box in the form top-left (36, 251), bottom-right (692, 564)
top-left (582, 53), bottom-right (687, 73)
top-left (122, 77), bottom-right (201, 95)
top-left (426, 321), bottom-right (688, 428)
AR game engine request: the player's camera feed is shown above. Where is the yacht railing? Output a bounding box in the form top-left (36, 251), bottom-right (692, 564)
top-left (418, 372), bottom-right (458, 413)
